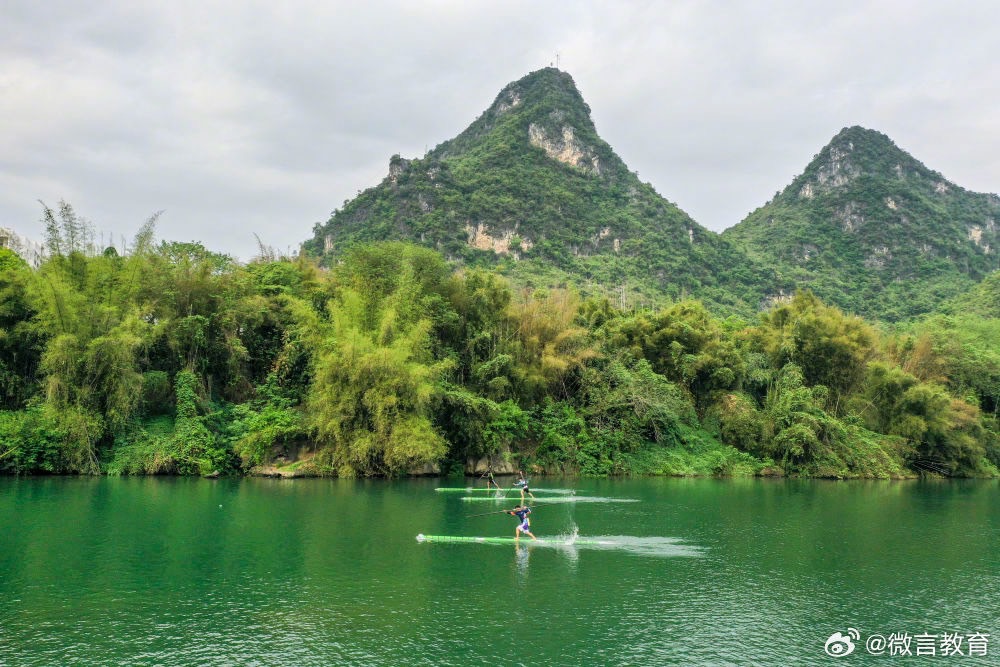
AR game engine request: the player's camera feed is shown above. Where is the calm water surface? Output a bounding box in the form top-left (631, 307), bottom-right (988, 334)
top-left (1, 476), bottom-right (997, 665)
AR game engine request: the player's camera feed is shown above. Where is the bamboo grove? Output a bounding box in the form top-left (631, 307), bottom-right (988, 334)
top-left (2, 205), bottom-right (999, 478)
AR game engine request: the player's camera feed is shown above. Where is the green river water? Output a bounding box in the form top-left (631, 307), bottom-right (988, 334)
top-left (1, 476), bottom-right (996, 665)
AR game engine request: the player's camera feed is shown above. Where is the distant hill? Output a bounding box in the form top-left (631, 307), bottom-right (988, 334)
top-left (303, 68), bottom-right (779, 315)
top-left (723, 126), bottom-right (1000, 321)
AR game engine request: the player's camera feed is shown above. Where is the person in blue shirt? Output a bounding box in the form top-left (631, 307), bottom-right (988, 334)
top-left (508, 505), bottom-right (537, 540)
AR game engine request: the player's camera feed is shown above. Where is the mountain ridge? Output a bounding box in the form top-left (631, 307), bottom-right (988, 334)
top-left (304, 69), bottom-right (998, 321)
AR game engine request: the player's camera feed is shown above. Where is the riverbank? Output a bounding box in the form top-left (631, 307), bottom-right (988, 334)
top-left (196, 432), bottom-right (935, 481)
top-left (4, 413), bottom-right (995, 479)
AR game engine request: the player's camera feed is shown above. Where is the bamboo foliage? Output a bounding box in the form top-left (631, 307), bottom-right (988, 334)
top-left (1, 207), bottom-right (998, 478)
top-left (307, 287), bottom-right (450, 476)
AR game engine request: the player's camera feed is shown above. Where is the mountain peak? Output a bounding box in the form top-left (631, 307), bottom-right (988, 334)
top-left (830, 125), bottom-right (892, 145)
top-left (432, 67), bottom-right (602, 173)
top-left (788, 126), bottom-right (947, 201)
top-left (725, 125), bottom-right (1000, 320)
top-left (491, 67), bottom-right (585, 111)
top-left (825, 126), bottom-right (911, 166)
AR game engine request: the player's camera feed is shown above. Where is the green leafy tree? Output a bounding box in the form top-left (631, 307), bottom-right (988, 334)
top-left (307, 289), bottom-right (450, 475)
top-left (0, 249), bottom-right (45, 409)
top-left (754, 291), bottom-right (876, 411)
top-left (607, 300), bottom-right (743, 410)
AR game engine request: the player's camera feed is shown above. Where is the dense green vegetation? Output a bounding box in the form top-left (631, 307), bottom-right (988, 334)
top-left (3, 204), bottom-right (998, 479)
top-left (724, 126), bottom-right (1000, 321)
top-left (304, 68), bottom-right (781, 316)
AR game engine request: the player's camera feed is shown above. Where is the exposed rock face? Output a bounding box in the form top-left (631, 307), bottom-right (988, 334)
top-left (408, 463), bottom-right (442, 476)
top-left (727, 124), bottom-right (1000, 319)
top-left (968, 225), bottom-right (992, 253)
top-left (837, 203), bottom-right (864, 232)
top-left (865, 245), bottom-right (891, 268)
top-left (592, 226), bottom-right (611, 246)
top-left (464, 222), bottom-right (534, 257)
top-left (590, 226), bottom-right (620, 252)
top-left (466, 456), bottom-right (515, 475)
top-left (388, 155), bottom-right (410, 184)
top-left (814, 145), bottom-right (860, 190)
top-left (528, 122), bottom-right (602, 175)
top-left (494, 88), bottom-right (522, 114)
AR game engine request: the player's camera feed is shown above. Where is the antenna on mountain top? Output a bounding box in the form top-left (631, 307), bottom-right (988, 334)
top-left (556, 52), bottom-right (560, 69)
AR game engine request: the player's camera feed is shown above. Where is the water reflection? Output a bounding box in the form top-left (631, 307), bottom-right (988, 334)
top-left (514, 543), bottom-right (530, 583)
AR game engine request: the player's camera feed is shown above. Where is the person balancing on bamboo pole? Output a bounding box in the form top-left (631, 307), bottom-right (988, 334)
top-left (507, 505), bottom-right (537, 541)
top-left (514, 469), bottom-right (535, 503)
top-left (480, 464), bottom-right (501, 492)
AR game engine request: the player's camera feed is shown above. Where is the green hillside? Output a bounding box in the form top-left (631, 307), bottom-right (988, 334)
top-left (304, 68), bottom-right (780, 315)
top-left (723, 126), bottom-right (1000, 321)
top-left (941, 270), bottom-right (1000, 318)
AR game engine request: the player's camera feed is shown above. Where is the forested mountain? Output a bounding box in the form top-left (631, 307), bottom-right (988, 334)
top-left (303, 68), bottom-right (781, 315)
top-left (723, 126), bottom-right (1000, 321)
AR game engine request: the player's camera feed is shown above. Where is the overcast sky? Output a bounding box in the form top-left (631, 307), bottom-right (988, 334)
top-left (2, 1), bottom-right (998, 261)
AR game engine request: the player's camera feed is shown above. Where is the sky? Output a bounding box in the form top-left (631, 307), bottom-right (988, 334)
top-left (2, 0), bottom-right (998, 261)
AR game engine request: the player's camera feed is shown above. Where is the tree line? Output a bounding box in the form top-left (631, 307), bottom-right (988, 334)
top-left (2, 203), bottom-right (998, 478)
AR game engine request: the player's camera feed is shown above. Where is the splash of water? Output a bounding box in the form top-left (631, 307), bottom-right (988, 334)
top-left (546, 534), bottom-right (703, 557)
top-left (524, 533), bottom-right (702, 557)
top-left (585, 536), bottom-right (705, 558)
top-left (533, 496), bottom-right (640, 505)
top-left (418, 532), bottom-right (703, 557)
top-left (555, 524), bottom-right (580, 546)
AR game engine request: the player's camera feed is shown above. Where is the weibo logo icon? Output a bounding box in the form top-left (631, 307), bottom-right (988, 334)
top-left (824, 628), bottom-right (860, 657)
